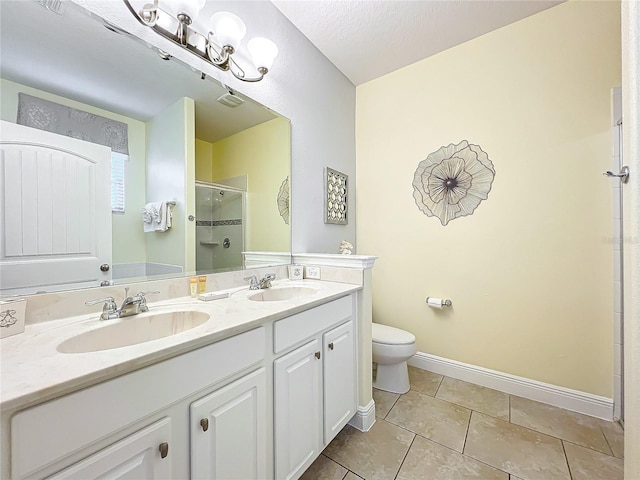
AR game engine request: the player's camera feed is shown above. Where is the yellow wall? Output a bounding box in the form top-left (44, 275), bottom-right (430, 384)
top-left (356, 1), bottom-right (620, 396)
top-left (0, 78), bottom-right (147, 266)
top-left (195, 139), bottom-right (213, 182)
top-left (196, 117), bottom-right (291, 253)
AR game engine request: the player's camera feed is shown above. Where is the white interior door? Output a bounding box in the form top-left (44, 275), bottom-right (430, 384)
top-left (0, 120), bottom-right (112, 295)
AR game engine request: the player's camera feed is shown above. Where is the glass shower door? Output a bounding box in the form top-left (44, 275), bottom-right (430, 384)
top-left (195, 183), bottom-right (245, 272)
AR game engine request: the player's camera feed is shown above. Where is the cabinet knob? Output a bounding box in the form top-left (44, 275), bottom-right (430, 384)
top-left (328, 342), bottom-right (334, 351)
top-left (200, 418), bottom-right (209, 431)
top-left (315, 351), bottom-right (321, 359)
top-left (159, 442), bottom-right (169, 459)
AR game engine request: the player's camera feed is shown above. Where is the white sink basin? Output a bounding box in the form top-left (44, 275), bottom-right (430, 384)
top-left (57, 310), bottom-right (210, 354)
top-left (248, 286), bottom-right (318, 302)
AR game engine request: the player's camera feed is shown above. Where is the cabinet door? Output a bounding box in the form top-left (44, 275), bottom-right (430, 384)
top-left (274, 340), bottom-right (322, 480)
top-left (46, 418), bottom-right (172, 480)
top-left (323, 321), bottom-right (356, 443)
top-left (190, 368), bottom-right (267, 480)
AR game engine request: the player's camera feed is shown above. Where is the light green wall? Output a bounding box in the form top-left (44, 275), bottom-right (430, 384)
top-left (145, 97), bottom-right (195, 272)
top-left (196, 116), bottom-right (291, 252)
top-left (0, 78), bottom-right (147, 266)
top-left (356, 1), bottom-right (621, 397)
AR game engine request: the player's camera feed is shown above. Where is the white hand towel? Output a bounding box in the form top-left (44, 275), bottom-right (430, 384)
top-left (166, 202), bottom-right (173, 229)
top-left (154, 201), bottom-right (173, 232)
top-left (143, 202), bottom-right (162, 233)
top-left (156, 202), bottom-right (167, 232)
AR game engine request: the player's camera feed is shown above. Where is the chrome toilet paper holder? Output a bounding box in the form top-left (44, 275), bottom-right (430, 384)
top-left (426, 297), bottom-right (452, 308)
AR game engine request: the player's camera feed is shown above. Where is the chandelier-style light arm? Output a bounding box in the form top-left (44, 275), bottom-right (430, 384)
top-left (228, 58), bottom-right (268, 83)
top-left (121, 0), bottom-right (277, 83)
top-left (205, 34), bottom-right (232, 69)
top-left (126, 1), bottom-right (158, 27)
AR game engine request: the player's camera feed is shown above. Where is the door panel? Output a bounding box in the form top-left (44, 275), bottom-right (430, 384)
top-left (323, 321), bottom-right (356, 443)
top-left (190, 368), bottom-right (267, 480)
top-left (45, 418), bottom-right (172, 480)
top-left (274, 340), bottom-right (322, 480)
top-left (0, 120), bottom-right (112, 294)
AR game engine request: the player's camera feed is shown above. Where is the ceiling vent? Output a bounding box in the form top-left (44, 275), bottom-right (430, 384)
top-left (217, 92), bottom-right (244, 108)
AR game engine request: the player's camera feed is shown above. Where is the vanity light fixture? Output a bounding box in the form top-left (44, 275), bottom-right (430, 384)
top-left (122, 0), bottom-right (278, 82)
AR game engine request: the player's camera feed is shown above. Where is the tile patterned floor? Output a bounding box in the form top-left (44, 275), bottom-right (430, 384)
top-left (301, 367), bottom-right (624, 480)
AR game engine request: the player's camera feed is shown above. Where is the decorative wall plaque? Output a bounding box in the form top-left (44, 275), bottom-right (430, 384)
top-left (277, 176), bottom-right (289, 225)
top-left (413, 140), bottom-right (495, 226)
top-left (325, 167), bottom-right (348, 225)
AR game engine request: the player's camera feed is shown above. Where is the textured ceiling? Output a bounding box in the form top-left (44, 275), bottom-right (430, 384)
top-left (271, 0), bottom-right (565, 86)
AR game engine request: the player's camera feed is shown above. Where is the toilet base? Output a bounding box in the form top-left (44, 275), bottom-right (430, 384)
top-left (373, 361), bottom-right (410, 394)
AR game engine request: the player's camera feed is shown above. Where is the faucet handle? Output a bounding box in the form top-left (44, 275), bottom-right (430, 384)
top-left (85, 297), bottom-right (118, 320)
top-left (135, 291), bottom-right (160, 298)
top-left (244, 275), bottom-right (259, 290)
top-left (135, 291), bottom-right (160, 312)
top-left (259, 273), bottom-right (276, 289)
top-left (85, 296), bottom-right (116, 306)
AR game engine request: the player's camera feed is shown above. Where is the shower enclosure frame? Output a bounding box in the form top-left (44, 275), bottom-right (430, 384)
top-left (195, 181), bottom-right (247, 272)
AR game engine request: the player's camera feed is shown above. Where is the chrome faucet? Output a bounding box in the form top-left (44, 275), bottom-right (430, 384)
top-left (244, 273), bottom-right (276, 290)
top-left (86, 289), bottom-right (159, 320)
top-left (259, 273), bottom-right (276, 289)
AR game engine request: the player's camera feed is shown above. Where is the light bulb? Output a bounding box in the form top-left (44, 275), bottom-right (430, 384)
top-left (162, 0), bottom-right (204, 20)
top-left (247, 37), bottom-right (278, 71)
top-left (210, 12), bottom-right (246, 49)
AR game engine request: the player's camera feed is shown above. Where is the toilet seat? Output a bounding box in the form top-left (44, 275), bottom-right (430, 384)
top-left (372, 323), bottom-right (415, 345)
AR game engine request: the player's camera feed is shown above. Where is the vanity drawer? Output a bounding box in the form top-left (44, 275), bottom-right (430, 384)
top-left (11, 327), bottom-right (265, 479)
top-left (273, 295), bottom-right (353, 353)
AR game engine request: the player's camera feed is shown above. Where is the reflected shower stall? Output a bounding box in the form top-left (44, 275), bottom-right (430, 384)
top-left (195, 182), bottom-right (245, 272)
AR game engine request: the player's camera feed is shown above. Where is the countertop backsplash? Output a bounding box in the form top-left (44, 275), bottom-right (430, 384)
top-left (18, 265), bottom-right (290, 326)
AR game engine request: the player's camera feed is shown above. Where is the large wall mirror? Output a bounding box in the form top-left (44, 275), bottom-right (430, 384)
top-left (0, 1), bottom-right (291, 296)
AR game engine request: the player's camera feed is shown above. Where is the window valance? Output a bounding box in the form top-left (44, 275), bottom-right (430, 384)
top-left (16, 93), bottom-right (129, 155)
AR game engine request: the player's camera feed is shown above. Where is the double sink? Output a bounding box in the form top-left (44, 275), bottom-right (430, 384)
top-left (57, 284), bottom-right (320, 354)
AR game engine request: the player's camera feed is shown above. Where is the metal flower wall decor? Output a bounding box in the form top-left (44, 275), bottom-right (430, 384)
top-left (277, 177), bottom-right (289, 225)
top-left (412, 140), bottom-right (495, 226)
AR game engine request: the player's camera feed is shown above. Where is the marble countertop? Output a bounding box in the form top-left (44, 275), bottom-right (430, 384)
top-left (0, 279), bottom-right (360, 412)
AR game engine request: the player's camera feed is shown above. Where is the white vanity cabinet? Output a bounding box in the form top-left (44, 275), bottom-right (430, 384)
top-left (273, 295), bottom-right (356, 480)
top-left (322, 321), bottom-right (356, 441)
top-left (274, 340), bottom-right (323, 480)
top-left (45, 418), bottom-right (173, 480)
top-left (5, 290), bottom-right (360, 480)
top-left (190, 367), bottom-right (267, 480)
top-left (9, 327), bottom-right (266, 480)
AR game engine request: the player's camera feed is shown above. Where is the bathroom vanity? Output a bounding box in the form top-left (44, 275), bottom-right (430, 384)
top-left (0, 272), bottom-right (371, 480)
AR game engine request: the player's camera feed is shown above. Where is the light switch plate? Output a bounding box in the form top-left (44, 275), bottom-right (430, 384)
top-left (305, 266), bottom-right (321, 280)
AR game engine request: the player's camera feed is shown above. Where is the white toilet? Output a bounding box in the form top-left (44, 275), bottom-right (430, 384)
top-left (372, 323), bottom-right (417, 394)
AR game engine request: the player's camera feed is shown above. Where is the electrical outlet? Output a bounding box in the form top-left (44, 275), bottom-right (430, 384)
top-left (305, 266), bottom-right (321, 280)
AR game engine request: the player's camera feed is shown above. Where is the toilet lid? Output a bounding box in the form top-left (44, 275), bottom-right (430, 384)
top-left (372, 323), bottom-right (415, 345)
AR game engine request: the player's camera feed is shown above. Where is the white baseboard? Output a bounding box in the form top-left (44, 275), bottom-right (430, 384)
top-left (349, 400), bottom-right (376, 432)
top-left (409, 352), bottom-right (613, 421)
